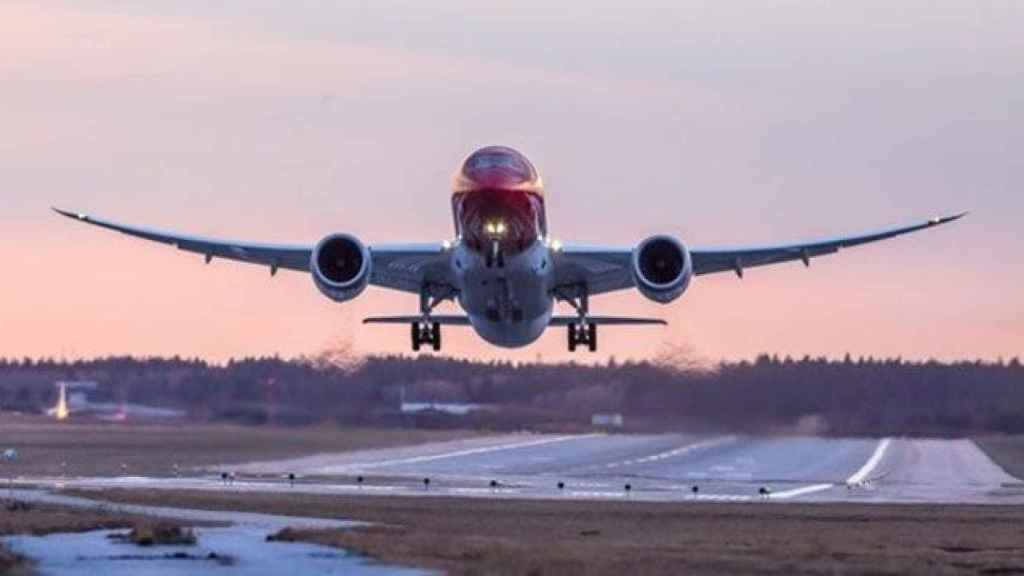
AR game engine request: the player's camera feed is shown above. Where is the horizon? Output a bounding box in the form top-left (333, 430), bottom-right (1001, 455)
top-left (1, 1), bottom-right (1021, 363)
top-left (3, 350), bottom-right (1020, 369)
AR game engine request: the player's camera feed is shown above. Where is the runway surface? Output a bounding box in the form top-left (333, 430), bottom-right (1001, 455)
top-left (34, 433), bottom-right (1024, 505)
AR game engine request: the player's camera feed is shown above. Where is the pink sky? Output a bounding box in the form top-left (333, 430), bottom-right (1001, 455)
top-left (1, 1), bottom-right (1021, 363)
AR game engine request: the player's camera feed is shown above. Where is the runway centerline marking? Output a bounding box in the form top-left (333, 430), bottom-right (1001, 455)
top-left (600, 437), bottom-right (734, 470)
top-left (847, 438), bottom-right (892, 485)
top-left (331, 434), bottom-right (603, 471)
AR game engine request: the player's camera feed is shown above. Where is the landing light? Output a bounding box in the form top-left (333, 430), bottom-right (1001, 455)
top-left (484, 221), bottom-right (507, 237)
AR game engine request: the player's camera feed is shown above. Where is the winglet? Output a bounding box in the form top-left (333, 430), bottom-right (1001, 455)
top-left (52, 207), bottom-right (89, 221)
top-left (929, 211), bottom-right (969, 226)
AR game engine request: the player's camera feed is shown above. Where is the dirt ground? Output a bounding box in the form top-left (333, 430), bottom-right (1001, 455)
top-left (0, 414), bottom-right (483, 477)
top-left (65, 488), bottom-right (1024, 576)
top-left (975, 436), bottom-right (1024, 481)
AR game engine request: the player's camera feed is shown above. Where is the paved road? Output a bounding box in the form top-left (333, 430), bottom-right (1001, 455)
top-left (27, 434), bottom-right (1024, 504)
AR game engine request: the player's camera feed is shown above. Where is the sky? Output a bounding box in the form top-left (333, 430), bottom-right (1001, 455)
top-left (1, 1), bottom-right (1021, 363)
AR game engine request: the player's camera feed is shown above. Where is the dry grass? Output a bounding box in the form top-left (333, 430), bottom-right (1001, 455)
top-left (0, 500), bottom-right (205, 576)
top-left (0, 414), bottom-right (484, 477)
top-left (0, 546), bottom-right (28, 576)
top-left (65, 488), bottom-right (1024, 576)
top-left (0, 502), bottom-right (152, 537)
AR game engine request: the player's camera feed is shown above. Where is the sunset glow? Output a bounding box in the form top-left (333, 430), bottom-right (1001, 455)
top-left (1, 1), bottom-right (1020, 363)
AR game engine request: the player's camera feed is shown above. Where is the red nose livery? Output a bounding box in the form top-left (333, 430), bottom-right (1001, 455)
top-left (452, 146), bottom-right (547, 254)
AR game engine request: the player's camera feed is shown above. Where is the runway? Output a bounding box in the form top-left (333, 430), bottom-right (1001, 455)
top-left (37, 433), bottom-right (1024, 505)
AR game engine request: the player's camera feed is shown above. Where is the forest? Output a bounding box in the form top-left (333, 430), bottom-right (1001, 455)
top-left (0, 352), bottom-right (1020, 437)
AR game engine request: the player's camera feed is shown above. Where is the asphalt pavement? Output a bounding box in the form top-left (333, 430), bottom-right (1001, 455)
top-left (31, 433), bottom-right (1022, 504)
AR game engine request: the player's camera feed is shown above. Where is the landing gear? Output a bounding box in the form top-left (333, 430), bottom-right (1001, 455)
top-left (485, 239), bottom-right (505, 268)
top-left (409, 285), bottom-right (453, 352)
top-left (567, 322), bottom-right (597, 352)
top-left (558, 284), bottom-right (597, 353)
top-left (411, 322), bottom-right (441, 352)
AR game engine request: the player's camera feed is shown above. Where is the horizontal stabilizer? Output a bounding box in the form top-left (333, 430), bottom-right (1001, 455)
top-left (550, 316), bottom-right (667, 326)
top-left (364, 315), bottom-right (471, 325)
top-left (363, 315), bottom-right (666, 327)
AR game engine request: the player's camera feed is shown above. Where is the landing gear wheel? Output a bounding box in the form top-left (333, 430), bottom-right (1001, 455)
top-left (410, 322), bottom-right (442, 352)
top-left (567, 322), bottom-right (597, 353)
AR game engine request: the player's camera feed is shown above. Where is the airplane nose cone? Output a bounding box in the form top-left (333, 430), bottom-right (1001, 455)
top-left (465, 165), bottom-right (527, 188)
top-left (459, 145), bottom-right (538, 190)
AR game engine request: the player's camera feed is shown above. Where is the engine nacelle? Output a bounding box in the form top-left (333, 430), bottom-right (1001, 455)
top-left (632, 235), bottom-right (693, 304)
top-left (311, 234), bottom-right (371, 303)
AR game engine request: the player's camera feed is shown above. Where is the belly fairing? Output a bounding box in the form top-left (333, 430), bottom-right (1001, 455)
top-left (453, 240), bottom-right (554, 348)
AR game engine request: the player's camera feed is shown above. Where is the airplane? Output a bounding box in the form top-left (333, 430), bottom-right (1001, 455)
top-left (55, 145), bottom-right (965, 353)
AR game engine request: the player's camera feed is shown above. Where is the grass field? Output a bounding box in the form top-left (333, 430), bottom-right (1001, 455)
top-left (65, 488), bottom-right (1024, 576)
top-left (0, 414), bottom-right (483, 477)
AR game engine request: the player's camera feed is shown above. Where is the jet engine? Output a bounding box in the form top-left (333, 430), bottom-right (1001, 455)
top-left (632, 235), bottom-right (692, 303)
top-left (311, 234), bottom-right (371, 303)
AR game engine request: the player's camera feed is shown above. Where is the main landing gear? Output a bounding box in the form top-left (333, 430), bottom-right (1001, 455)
top-left (567, 322), bottom-right (597, 352)
top-left (410, 285), bottom-right (454, 352)
top-left (411, 321), bottom-right (441, 352)
top-left (558, 285), bottom-right (598, 353)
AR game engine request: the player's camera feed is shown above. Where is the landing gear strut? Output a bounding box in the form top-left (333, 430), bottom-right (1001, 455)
top-left (485, 239), bottom-right (505, 269)
top-left (411, 321), bottom-right (441, 352)
top-left (558, 285), bottom-right (597, 353)
top-left (410, 285), bottom-right (452, 352)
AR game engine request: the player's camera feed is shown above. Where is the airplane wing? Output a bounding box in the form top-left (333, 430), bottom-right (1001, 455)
top-left (52, 208), bottom-right (450, 295)
top-left (554, 213), bottom-right (966, 296)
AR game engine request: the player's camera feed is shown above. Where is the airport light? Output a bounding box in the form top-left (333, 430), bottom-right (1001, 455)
top-left (3, 449), bottom-right (16, 500)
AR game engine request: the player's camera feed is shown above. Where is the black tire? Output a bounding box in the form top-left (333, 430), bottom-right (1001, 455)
top-left (411, 323), bottom-right (421, 352)
top-left (588, 323), bottom-right (598, 352)
top-left (568, 323), bottom-right (577, 352)
top-left (432, 322), bottom-right (442, 351)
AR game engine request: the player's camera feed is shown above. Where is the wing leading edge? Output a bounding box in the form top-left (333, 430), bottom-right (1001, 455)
top-left (555, 212), bottom-right (966, 295)
top-left (690, 212), bottom-right (968, 277)
top-left (52, 208), bottom-right (449, 294)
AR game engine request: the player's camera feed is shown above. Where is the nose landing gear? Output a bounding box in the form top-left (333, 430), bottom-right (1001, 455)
top-left (485, 239), bottom-right (505, 268)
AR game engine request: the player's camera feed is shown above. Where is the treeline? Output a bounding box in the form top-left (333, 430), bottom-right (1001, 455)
top-left (0, 354), bottom-right (1021, 436)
